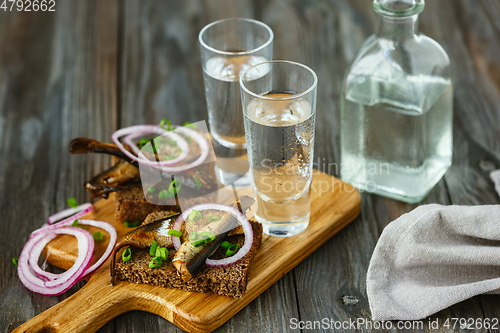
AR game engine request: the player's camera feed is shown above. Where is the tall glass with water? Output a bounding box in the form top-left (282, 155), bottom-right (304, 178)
top-left (240, 60), bottom-right (317, 237)
top-left (199, 18), bottom-right (273, 187)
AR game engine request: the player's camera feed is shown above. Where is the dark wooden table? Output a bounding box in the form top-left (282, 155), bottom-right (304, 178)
top-left (1, 1), bottom-right (500, 332)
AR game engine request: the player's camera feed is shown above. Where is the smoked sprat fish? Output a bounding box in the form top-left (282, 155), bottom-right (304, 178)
top-left (110, 213), bottom-right (180, 285)
top-left (172, 196), bottom-right (255, 282)
top-left (69, 137), bottom-right (219, 199)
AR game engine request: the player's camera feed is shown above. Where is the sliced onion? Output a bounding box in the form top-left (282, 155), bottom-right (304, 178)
top-left (29, 234), bottom-right (58, 281)
top-left (121, 126), bottom-right (189, 166)
top-left (171, 203), bottom-right (253, 267)
top-left (18, 227), bottom-right (94, 295)
top-left (112, 125), bottom-right (189, 167)
top-left (46, 203), bottom-right (93, 225)
top-left (30, 219), bottom-right (117, 281)
top-left (27, 203), bottom-right (117, 285)
top-left (31, 203), bottom-right (93, 239)
top-left (77, 219), bottom-right (117, 277)
top-left (112, 124), bottom-right (210, 173)
top-left (156, 126), bottom-right (210, 173)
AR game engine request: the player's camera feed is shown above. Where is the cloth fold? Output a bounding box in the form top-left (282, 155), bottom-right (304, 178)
top-left (367, 204), bottom-right (500, 321)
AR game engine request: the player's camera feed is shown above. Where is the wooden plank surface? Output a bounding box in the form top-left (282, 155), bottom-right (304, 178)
top-left (12, 171), bottom-right (360, 333)
top-left (0, 1), bottom-right (118, 332)
top-left (1, 0), bottom-right (500, 332)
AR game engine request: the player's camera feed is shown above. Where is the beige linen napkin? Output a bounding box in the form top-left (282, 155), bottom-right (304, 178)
top-left (367, 204), bottom-right (500, 321)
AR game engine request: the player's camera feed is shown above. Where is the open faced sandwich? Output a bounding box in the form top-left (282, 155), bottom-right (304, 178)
top-left (111, 196), bottom-right (261, 298)
top-left (69, 121), bottom-right (262, 298)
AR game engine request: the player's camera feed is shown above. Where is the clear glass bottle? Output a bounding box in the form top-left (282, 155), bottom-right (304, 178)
top-left (340, 0), bottom-right (453, 203)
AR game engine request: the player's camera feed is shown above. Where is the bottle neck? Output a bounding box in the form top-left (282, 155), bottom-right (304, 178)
top-left (376, 14), bottom-right (419, 40)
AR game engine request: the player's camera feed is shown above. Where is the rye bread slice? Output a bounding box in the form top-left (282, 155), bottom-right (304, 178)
top-left (114, 182), bottom-right (169, 223)
top-left (114, 183), bottom-right (217, 223)
top-left (114, 221), bottom-right (262, 298)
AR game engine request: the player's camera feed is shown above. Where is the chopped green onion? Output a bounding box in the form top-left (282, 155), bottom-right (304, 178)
top-left (167, 229), bottom-right (182, 237)
top-left (184, 136), bottom-right (192, 143)
top-left (158, 189), bottom-right (171, 199)
top-left (188, 210), bottom-right (202, 222)
top-left (168, 179), bottom-right (182, 196)
top-left (148, 257), bottom-right (162, 268)
top-left (67, 198), bottom-right (78, 208)
top-left (190, 232), bottom-right (197, 240)
top-left (92, 231), bottom-right (104, 242)
top-left (157, 180), bottom-right (182, 200)
top-left (191, 239), bottom-right (208, 247)
top-left (183, 122), bottom-right (197, 129)
top-left (163, 154), bottom-right (176, 160)
top-left (221, 241), bottom-right (231, 249)
top-left (139, 139), bottom-right (158, 154)
top-left (199, 231), bottom-right (216, 241)
top-left (124, 220), bottom-right (141, 228)
top-left (154, 246), bottom-right (169, 260)
top-left (209, 214), bottom-right (220, 223)
top-left (122, 248), bottom-right (132, 262)
top-left (174, 147), bottom-right (181, 155)
top-left (71, 220), bottom-right (87, 230)
top-left (138, 139), bottom-right (150, 149)
top-left (159, 247), bottom-right (168, 260)
top-left (160, 118), bottom-right (171, 131)
top-left (194, 177), bottom-right (202, 189)
top-left (225, 244), bottom-right (240, 257)
top-left (148, 186), bottom-right (156, 193)
top-left (149, 240), bottom-right (158, 256)
top-left (12, 257), bottom-right (18, 266)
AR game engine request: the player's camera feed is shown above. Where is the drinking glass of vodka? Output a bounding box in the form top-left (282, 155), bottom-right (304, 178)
top-left (240, 60), bottom-right (318, 237)
top-left (199, 18), bottom-right (273, 187)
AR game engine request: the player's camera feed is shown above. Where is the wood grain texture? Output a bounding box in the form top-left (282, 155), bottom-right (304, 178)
top-left (0, 1), bottom-right (118, 332)
top-left (12, 171), bottom-right (360, 333)
top-left (1, 0), bottom-right (500, 332)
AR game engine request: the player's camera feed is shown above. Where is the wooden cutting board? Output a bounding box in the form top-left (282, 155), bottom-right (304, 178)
top-left (13, 170), bottom-right (360, 333)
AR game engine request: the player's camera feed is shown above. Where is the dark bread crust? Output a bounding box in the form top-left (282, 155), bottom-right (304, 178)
top-left (114, 221), bottom-right (262, 298)
top-left (142, 210), bottom-right (178, 225)
top-left (114, 183), bottom-right (217, 223)
top-left (114, 183), bottom-right (167, 222)
top-left (142, 210), bottom-right (245, 236)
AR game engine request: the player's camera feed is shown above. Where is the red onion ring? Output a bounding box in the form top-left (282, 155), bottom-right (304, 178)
top-left (156, 126), bottom-right (210, 173)
top-left (77, 219), bottom-right (117, 277)
top-left (46, 203), bottom-right (93, 225)
top-left (171, 203), bottom-right (253, 267)
top-left (112, 125), bottom-right (189, 167)
top-left (31, 202), bottom-right (93, 239)
top-left (29, 219), bottom-right (117, 281)
top-left (122, 126), bottom-right (189, 165)
top-left (29, 234), bottom-right (58, 281)
top-left (112, 124), bottom-right (210, 173)
top-left (18, 227), bottom-right (94, 295)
